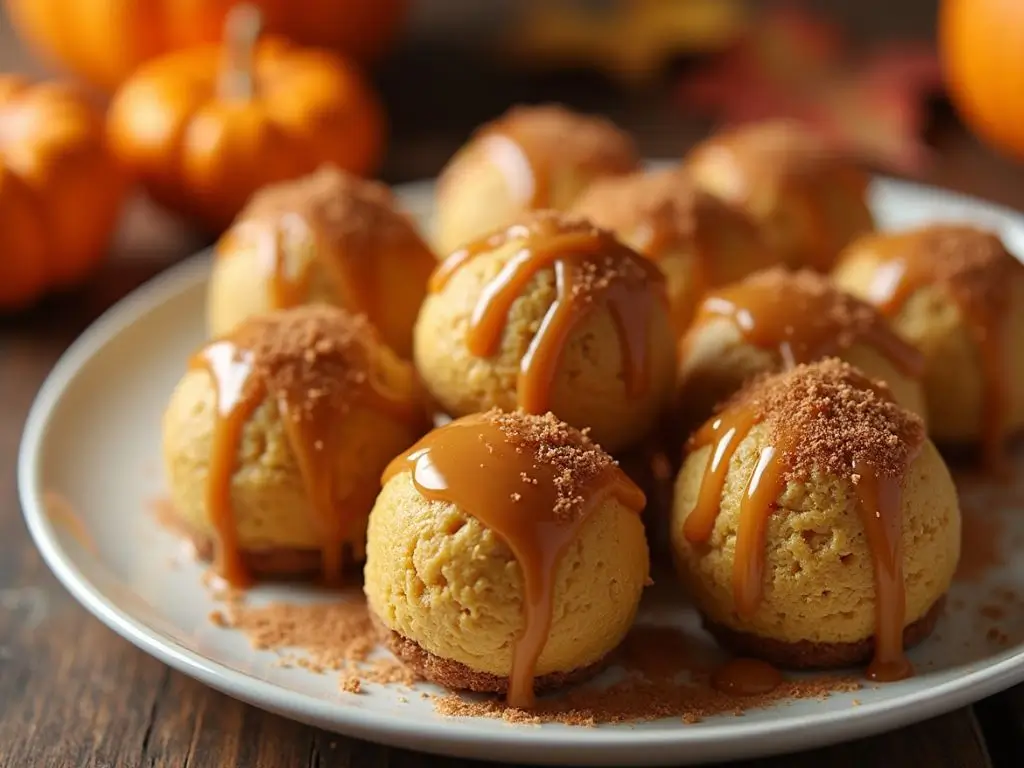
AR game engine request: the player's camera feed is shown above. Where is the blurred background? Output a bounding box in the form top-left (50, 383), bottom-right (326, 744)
top-left (0, 0), bottom-right (1018, 270)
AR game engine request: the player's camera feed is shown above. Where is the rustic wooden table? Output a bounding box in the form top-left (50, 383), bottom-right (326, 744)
top-left (3, 13), bottom-right (1024, 767)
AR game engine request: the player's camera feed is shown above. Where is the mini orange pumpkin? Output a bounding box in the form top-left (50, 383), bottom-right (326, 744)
top-left (6, 0), bottom-right (409, 92)
top-left (106, 5), bottom-right (384, 232)
top-left (940, 0), bottom-right (1024, 159)
top-left (0, 75), bottom-right (127, 310)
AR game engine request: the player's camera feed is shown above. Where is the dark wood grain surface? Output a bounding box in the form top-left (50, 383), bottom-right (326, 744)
top-left (1, 5), bottom-right (1022, 766)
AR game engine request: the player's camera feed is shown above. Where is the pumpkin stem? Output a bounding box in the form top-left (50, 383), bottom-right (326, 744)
top-left (219, 4), bottom-right (263, 101)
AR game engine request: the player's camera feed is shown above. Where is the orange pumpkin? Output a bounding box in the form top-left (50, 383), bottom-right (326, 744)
top-left (940, 0), bottom-right (1024, 159)
top-left (0, 75), bottom-right (127, 310)
top-left (106, 6), bottom-right (384, 232)
top-left (6, 0), bottom-right (409, 92)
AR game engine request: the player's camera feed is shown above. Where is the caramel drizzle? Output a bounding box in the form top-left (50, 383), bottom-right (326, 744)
top-left (711, 657), bottom-right (783, 696)
top-left (430, 218), bottom-right (665, 412)
top-left (256, 213), bottom-right (379, 336)
top-left (685, 274), bottom-right (924, 376)
top-left (191, 337), bottom-right (421, 587)
top-left (684, 404), bottom-right (922, 682)
top-left (856, 238), bottom-right (1009, 469)
top-left (383, 413), bottom-right (645, 708)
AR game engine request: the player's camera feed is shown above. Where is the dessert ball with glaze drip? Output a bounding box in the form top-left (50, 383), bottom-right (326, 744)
top-left (162, 305), bottom-right (428, 586)
top-left (413, 210), bottom-right (676, 453)
top-left (434, 104), bottom-right (640, 255)
top-left (571, 167), bottom-right (778, 335)
top-left (685, 120), bottom-right (874, 271)
top-left (671, 360), bottom-right (959, 676)
top-left (207, 166), bottom-right (437, 358)
top-left (364, 409), bottom-right (649, 708)
top-left (675, 268), bottom-right (927, 431)
top-left (833, 224), bottom-right (1024, 466)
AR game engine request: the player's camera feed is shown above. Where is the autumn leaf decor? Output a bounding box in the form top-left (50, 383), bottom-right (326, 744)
top-left (677, 6), bottom-right (942, 174)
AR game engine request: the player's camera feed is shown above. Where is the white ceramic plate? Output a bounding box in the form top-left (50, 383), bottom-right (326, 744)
top-left (19, 177), bottom-right (1024, 766)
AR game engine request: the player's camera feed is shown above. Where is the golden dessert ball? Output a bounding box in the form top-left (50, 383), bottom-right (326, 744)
top-left (207, 166), bottom-right (436, 358)
top-left (571, 167), bottom-right (777, 334)
top-left (162, 306), bottom-right (427, 578)
top-left (676, 268), bottom-right (927, 430)
top-left (364, 410), bottom-right (649, 690)
top-left (671, 360), bottom-right (959, 667)
top-left (685, 120), bottom-right (874, 271)
top-left (413, 212), bottom-right (677, 453)
top-left (833, 225), bottom-right (1024, 448)
top-left (435, 104), bottom-right (640, 255)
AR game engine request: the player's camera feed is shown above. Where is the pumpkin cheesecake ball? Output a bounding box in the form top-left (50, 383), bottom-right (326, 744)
top-left (676, 268), bottom-right (926, 430)
top-left (208, 166), bottom-right (436, 357)
top-left (571, 167), bottom-right (777, 334)
top-left (414, 211), bottom-right (676, 453)
top-left (686, 121), bottom-right (874, 271)
top-left (833, 225), bottom-right (1024, 466)
top-left (162, 305), bottom-right (428, 586)
top-left (435, 104), bottom-right (640, 254)
top-left (365, 409), bottom-right (649, 707)
top-left (672, 360), bottom-right (959, 676)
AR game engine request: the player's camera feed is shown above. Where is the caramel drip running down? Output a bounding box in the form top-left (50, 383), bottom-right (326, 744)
top-left (684, 381), bottom-right (922, 681)
top-left (711, 657), bottom-right (783, 696)
top-left (855, 230), bottom-right (1011, 469)
top-left (261, 213), bottom-right (376, 323)
top-left (191, 340), bottom-right (262, 588)
top-left (191, 325), bottom-right (421, 587)
top-left (687, 270), bottom-right (923, 376)
top-left (430, 217), bottom-right (665, 413)
top-left (263, 216), bottom-right (312, 310)
top-left (382, 412), bottom-right (646, 709)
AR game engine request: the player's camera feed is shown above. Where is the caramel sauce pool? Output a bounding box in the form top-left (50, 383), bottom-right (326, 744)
top-left (684, 401), bottom-right (923, 682)
top-left (191, 336), bottom-right (419, 587)
top-left (430, 217), bottom-right (665, 413)
top-left (687, 273), bottom-right (923, 376)
top-left (712, 658), bottom-right (783, 696)
top-left (383, 413), bottom-right (645, 709)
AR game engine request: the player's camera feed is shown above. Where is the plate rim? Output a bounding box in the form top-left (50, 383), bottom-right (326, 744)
top-left (17, 175), bottom-right (1024, 766)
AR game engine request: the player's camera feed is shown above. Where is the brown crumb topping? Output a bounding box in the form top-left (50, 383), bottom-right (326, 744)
top-left (572, 168), bottom-right (703, 241)
top-left (722, 358), bottom-right (925, 480)
top-left (480, 104), bottom-right (639, 175)
top-left (236, 165), bottom-right (423, 254)
top-left (484, 408), bottom-right (619, 521)
top-left (877, 225), bottom-right (1019, 311)
top-left (220, 305), bottom-right (384, 414)
top-left (695, 120), bottom-right (855, 182)
top-left (737, 267), bottom-right (893, 346)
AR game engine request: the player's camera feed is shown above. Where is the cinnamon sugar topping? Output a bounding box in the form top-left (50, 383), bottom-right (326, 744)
top-left (572, 169), bottom-right (704, 245)
top-left (483, 409), bottom-right (619, 521)
top-left (239, 165), bottom-right (417, 252)
top-left (724, 358), bottom-right (925, 480)
top-left (479, 104), bottom-right (639, 178)
top-left (686, 268), bottom-right (923, 377)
